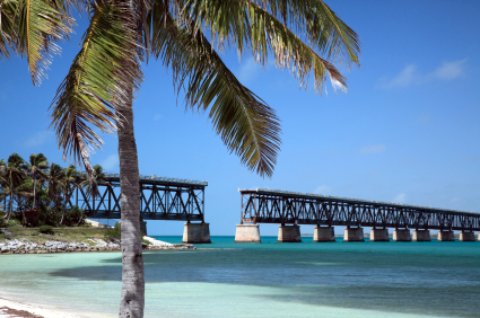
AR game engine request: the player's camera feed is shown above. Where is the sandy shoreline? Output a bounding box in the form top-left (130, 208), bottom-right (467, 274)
top-left (0, 297), bottom-right (113, 318)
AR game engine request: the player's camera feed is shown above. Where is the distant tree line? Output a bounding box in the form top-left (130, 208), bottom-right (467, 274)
top-left (0, 153), bottom-right (105, 227)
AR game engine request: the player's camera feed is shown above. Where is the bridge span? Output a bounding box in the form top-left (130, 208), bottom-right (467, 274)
top-left (234, 189), bottom-right (480, 243)
top-left (69, 175), bottom-right (211, 243)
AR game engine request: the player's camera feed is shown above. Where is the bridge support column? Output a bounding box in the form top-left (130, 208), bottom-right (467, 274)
top-left (413, 229), bottom-right (431, 241)
top-left (393, 229), bottom-right (411, 242)
top-left (235, 224), bottom-right (261, 243)
top-left (313, 226), bottom-right (335, 242)
top-left (141, 221), bottom-right (148, 236)
top-left (459, 231), bottom-right (476, 241)
top-left (344, 227), bottom-right (364, 242)
top-left (278, 225), bottom-right (301, 242)
top-left (370, 228), bottom-right (389, 241)
top-left (183, 222), bottom-right (211, 244)
top-left (437, 230), bottom-right (455, 241)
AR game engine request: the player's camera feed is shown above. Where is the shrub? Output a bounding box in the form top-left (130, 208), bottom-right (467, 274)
top-left (39, 225), bottom-right (55, 235)
top-left (63, 207), bottom-right (85, 226)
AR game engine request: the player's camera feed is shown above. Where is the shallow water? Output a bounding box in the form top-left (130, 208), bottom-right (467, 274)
top-left (0, 236), bottom-right (479, 317)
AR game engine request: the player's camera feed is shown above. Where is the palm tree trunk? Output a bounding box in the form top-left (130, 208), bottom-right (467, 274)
top-left (118, 89), bottom-right (144, 317)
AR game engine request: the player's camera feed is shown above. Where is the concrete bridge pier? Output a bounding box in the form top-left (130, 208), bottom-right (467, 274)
top-left (313, 226), bottom-right (335, 242)
top-left (344, 227), bottom-right (364, 242)
top-left (413, 229), bottom-right (431, 241)
top-left (235, 223), bottom-right (261, 243)
top-left (459, 231), bottom-right (476, 241)
top-left (393, 229), bottom-right (412, 242)
top-left (278, 224), bottom-right (301, 242)
top-left (182, 222), bottom-right (211, 244)
top-left (369, 228), bottom-right (389, 241)
top-left (437, 230), bottom-right (455, 241)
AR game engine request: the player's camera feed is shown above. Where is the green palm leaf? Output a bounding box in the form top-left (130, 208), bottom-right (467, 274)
top-left (179, 0), bottom-right (359, 92)
top-left (151, 4), bottom-right (280, 176)
top-left (14, 0), bottom-right (72, 84)
top-left (51, 1), bottom-right (142, 176)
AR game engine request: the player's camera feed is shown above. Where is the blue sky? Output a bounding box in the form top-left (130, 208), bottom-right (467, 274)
top-left (1, 1), bottom-right (480, 235)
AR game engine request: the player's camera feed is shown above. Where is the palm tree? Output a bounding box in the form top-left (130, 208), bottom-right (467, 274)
top-left (28, 153), bottom-right (49, 209)
top-left (60, 165), bottom-right (79, 224)
top-left (2, 1), bottom-right (359, 316)
top-left (0, 154), bottom-right (28, 221)
top-left (47, 163), bottom-right (65, 223)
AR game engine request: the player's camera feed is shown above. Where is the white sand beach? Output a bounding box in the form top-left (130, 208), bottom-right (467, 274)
top-left (0, 297), bottom-right (112, 318)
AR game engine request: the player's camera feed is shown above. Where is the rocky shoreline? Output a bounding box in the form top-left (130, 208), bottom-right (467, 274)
top-left (0, 238), bottom-right (195, 255)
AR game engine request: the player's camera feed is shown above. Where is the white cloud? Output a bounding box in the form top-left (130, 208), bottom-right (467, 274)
top-left (360, 144), bottom-right (386, 155)
top-left (314, 185), bottom-right (332, 195)
top-left (331, 77), bottom-right (348, 93)
top-left (237, 57), bottom-right (261, 83)
top-left (382, 64), bottom-right (418, 89)
top-left (380, 59), bottom-right (466, 89)
top-left (393, 193), bottom-right (407, 204)
top-left (100, 154), bottom-right (119, 172)
top-left (430, 59), bottom-right (466, 80)
top-left (24, 130), bottom-right (53, 148)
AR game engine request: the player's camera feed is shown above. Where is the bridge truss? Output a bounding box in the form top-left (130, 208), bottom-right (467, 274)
top-left (69, 175), bottom-right (207, 221)
top-left (240, 189), bottom-right (480, 231)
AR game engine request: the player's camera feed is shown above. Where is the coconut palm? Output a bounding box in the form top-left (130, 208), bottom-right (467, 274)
top-left (0, 154), bottom-right (28, 221)
top-left (28, 153), bottom-right (49, 209)
top-left (60, 164), bottom-right (80, 224)
top-left (2, 1), bottom-right (359, 316)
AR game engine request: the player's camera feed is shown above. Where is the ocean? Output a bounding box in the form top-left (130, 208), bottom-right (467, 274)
top-left (0, 236), bottom-right (479, 317)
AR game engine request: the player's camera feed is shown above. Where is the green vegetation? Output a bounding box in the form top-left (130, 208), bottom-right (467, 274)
top-left (0, 153), bottom-right (105, 228)
top-left (2, 225), bottom-right (112, 244)
top-left (105, 222), bottom-right (121, 240)
top-left (38, 225), bottom-right (55, 235)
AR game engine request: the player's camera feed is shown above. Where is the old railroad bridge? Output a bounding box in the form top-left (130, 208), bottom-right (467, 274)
top-left (4, 174), bottom-right (479, 243)
top-left (234, 189), bottom-right (480, 243)
top-left (68, 174), bottom-right (211, 243)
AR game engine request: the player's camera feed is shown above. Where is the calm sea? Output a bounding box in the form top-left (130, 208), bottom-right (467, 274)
top-left (0, 236), bottom-right (479, 317)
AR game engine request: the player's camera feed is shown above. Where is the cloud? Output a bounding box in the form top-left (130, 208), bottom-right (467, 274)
top-left (430, 59), bottom-right (466, 80)
top-left (379, 59), bottom-right (466, 89)
top-left (360, 144), bottom-right (386, 155)
top-left (100, 154), bottom-right (119, 172)
top-left (314, 185), bottom-right (332, 195)
top-left (393, 193), bottom-right (407, 204)
top-left (24, 130), bottom-right (53, 148)
top-left (237, 57), bottom-right (261, 83)
top-left (382, 64), bottom-right (418, 89)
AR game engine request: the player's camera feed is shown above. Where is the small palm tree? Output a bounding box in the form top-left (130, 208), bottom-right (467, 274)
top-left (28, 153), bottom-right (49, 209)
top-left (2, 1), bottom-right (359, 316)
top-left (47, 163), bottom-right (65, 222)
top-left (60, 165), bottom-right (80, 224)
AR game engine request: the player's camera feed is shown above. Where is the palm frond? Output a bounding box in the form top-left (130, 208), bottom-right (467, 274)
top-left (0, 0), bottom-right (18, 57)
top-left (14, 0), bottom-right (72, 84)
top-left (150, 4), bottom-right (280, 176)
top-left (177, 0), bottom-right (359, 92)
top-left (256, 0), bottom-right (359, 63)
top-left (51, 1), bottom-right (142, 177)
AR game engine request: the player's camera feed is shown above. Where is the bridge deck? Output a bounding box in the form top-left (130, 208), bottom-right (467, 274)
top-left (240, 189), bottom-right (480, 231)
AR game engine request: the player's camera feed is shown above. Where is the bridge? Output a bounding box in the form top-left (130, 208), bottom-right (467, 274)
top-left (69, 174), bottom-right (211, 243)
top-left (234, 189), bottom-right (480, 243)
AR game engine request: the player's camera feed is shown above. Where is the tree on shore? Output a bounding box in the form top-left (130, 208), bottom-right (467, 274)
top-left (28, 153), bottom-right (49, 209)
top-left (1, 1), bottom-right (359, 317)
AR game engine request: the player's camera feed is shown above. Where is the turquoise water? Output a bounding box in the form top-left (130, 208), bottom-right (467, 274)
top-left (0, 236), bottom-right (479, 317)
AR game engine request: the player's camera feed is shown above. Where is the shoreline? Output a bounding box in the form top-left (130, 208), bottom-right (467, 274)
top-left (0, 237), bottom-right (195, 255)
